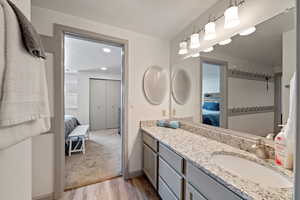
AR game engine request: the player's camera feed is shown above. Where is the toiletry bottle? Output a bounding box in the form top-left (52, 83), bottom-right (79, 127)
top-left (275, 74), bottom-right (296, 169)
top-left (274, 129), bottom-right (288, 167)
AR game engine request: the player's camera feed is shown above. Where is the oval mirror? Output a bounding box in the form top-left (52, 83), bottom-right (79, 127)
top-left (172, 69), bottom-right (191, 105)
top-left (143, 66), bottom-right (168, 105)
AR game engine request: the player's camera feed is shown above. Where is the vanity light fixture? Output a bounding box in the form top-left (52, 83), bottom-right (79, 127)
top-left (239, 26), bottom-right (256, 36)
top-left (190, 33), bottom-right (201, 49)
top-left (191, 52), bottom-right (200, 58)
top-left (219, 38), bottom-right (232, 45)
top-left (102, 48), bottom-right (111, 53)
top-left (224, 1), bottom-right (240, 29)
top-left (178, 41), bottom-right (188, 55)
top-left (204, 18), bottom-right (216, 41)
top-left (100, 67), bottom-right (108, 71)
top-left (203, 47), bottom-right (214, 53)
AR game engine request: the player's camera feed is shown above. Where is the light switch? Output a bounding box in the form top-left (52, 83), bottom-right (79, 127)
top-left (173, 108), bottom-right (176, 115)
top-left (162, 110), bottom-right (166, 116)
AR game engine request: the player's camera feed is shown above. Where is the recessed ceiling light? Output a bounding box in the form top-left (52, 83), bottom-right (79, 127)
top-left (203, 47), bottom-right (214, 53)
top-left (219, 38), bottom-right (232, 46)
top-left (239, 27), bottom-right (256, 36)
top-left (191, 53), bottom-right (200, 58)
top-left (102, 48), bottom-right (111, 53)
top-left (101, 67), bottom-right (108, 70)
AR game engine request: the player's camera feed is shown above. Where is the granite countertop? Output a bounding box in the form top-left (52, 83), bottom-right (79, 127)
top-left (141, 126), bottom-right (293, 200)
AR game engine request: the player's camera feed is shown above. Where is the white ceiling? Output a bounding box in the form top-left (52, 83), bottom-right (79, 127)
top-left (32, 0), bottom-right (220, 39)
top-left (210, 10), bottom-right (295, 67)
top-left (64, 34), bottom-right (122, 74)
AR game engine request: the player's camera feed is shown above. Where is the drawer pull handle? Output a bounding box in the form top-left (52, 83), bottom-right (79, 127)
top-left (190, 192), bottom-right (193, 200)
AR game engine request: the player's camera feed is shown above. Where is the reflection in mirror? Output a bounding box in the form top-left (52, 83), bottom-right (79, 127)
top-left (201, 60), bottom-right (227, 128)
top-left (171, 9), bottom-right (295, 139)
top-left (143, 66), bottom-right (168, 105)
top-left (172, 69), bottom-right (191, 105)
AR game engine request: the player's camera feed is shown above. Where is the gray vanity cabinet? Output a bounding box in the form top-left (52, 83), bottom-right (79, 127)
top-left (186, 162), bottom-right (243, 200)
top-left (142, 133), bottom-right (158, 189)
top-left (142, 131), bottom-right (245, 200)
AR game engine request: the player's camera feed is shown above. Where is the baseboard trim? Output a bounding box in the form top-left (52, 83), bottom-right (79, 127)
top-left (32, 193), bottom-right (54, 200)
top-left (127, 170), bottom-right (144, 179)
top-left (64, 175), bottom-right (122, 191)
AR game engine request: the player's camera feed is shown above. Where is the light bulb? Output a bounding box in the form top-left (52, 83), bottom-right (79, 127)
top-left (219, 38), bottom-right (232, 46)
top-left (239, 27), bottom-right (256, 36)
top-left (203, 47), bottom-right (214, 53)
top-left (178, 41), bottom-right (188, 55)
top-left (204, 22), bottom-right (216, 41)
top-left (224, 6), bottom-right (240, 29)
top-left (190, 33), bottom-right (200, 49)
top-left (102, 48), bottom-right (111, 53)
top-left (191, 53), bottom-right (200, 58)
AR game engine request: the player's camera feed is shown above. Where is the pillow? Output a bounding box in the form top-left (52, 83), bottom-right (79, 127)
top-left (203, 102), bottom-right (220, 111)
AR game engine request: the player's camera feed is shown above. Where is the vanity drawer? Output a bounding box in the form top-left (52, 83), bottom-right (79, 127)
top-left (186, 183), bottom-right (207, 200)
top-left (159, 143), bottom-right (183, 174)
top-left (143, 132), bottom-right (157, 152)
top-left (158, 177), bottom-right (178, 200)
top-left (186, 162), bottom-right (243, 200)
top-left (159, 157), bottom-right (183, 199)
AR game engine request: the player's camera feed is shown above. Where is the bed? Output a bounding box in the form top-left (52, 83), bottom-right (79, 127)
top-left (202, 101), bottom-right (220, 127)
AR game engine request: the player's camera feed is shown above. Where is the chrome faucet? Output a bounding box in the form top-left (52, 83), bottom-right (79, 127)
top-left (251, 141), bottom-right (268, 159)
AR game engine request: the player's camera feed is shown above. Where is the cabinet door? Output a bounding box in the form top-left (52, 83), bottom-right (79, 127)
top-left (186, 183), bottom-right (207, 200)
top-left (106, 80), bottom-right (121, 129)
top-left (90, 79), bottom-right (107, 130)
top-left (143, 144), bottom-right (157, 189)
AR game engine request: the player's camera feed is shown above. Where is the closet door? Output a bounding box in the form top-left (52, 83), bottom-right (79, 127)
top-left (106, 80), bottom-right (121, 129)
top-left (90, 79), bottom-right (107, 130)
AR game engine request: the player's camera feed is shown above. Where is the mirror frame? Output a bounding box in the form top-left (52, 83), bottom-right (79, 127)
top-left (171, 68), bottom-right (191, 105)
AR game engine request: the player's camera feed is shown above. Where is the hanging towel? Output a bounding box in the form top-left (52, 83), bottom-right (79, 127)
top-left (0, 0), bottom-right (50, 150)
top-left (7, 0), bottom-right (46, 59)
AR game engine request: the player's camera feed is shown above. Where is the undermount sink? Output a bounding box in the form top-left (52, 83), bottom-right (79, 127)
top-left (212, 154), bottom-right (293, 188)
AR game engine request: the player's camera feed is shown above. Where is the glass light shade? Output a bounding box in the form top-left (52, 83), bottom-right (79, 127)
top-left (204, 22), bottom-right (216, 40)
top-left (224, 6), bottom-right (240, 29)
top-left (191, 52), bottom-right (200, 58)
top-left (178, 41), bottom-right (188, 55)
top-left (239, 27), bottom-right (256, 36)
top-left (219, 38), bottom-right (232, 45)
top-left (203, 47), bottom-right (214, 53)
top-left (190, 33), bottom-right (200, 49)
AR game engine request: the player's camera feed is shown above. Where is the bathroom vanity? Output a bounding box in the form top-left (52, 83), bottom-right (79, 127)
top-left (141, 125), bottom-right (293, 200)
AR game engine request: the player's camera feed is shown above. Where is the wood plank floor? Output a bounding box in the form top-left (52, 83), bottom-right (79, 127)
top-left (60, 176), bottom-right (160, 200)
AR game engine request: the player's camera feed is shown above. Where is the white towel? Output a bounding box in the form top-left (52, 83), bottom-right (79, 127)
top-left (0, 0), bottom-right (50, 150)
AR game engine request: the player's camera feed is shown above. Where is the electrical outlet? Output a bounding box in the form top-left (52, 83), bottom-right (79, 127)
top-left (162, 110), bottom-right (166, 116)
top-left (173, 109), bottom-right (176, 115)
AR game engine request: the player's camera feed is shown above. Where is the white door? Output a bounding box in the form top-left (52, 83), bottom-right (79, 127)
top-left (90, 79), bottom-right (107, 130)
top-left (106, 80), bottom-right (121, 129)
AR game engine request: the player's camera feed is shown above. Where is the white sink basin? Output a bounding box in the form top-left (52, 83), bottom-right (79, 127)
top-left (212, 154), bottom-right (293, 188)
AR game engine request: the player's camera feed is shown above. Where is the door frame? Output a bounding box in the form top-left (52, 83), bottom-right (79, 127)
top-left (89, 78), bottom-right (121, 130)
top-left (200, 56), bottom-right (228, 128)
top-left (50, 24), bottom-right (129, 198)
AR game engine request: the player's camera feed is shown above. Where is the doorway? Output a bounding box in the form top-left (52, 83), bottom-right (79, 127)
top-left (40, 25), bottom-right (129, 198)
top-left (201, 59), bottom-right (228, 128)
top-left (63, 33), bottom-right (124, 190)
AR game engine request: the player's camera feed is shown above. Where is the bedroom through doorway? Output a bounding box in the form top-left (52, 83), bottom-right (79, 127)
top-left (63, 34), bottom-right (123, 190)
